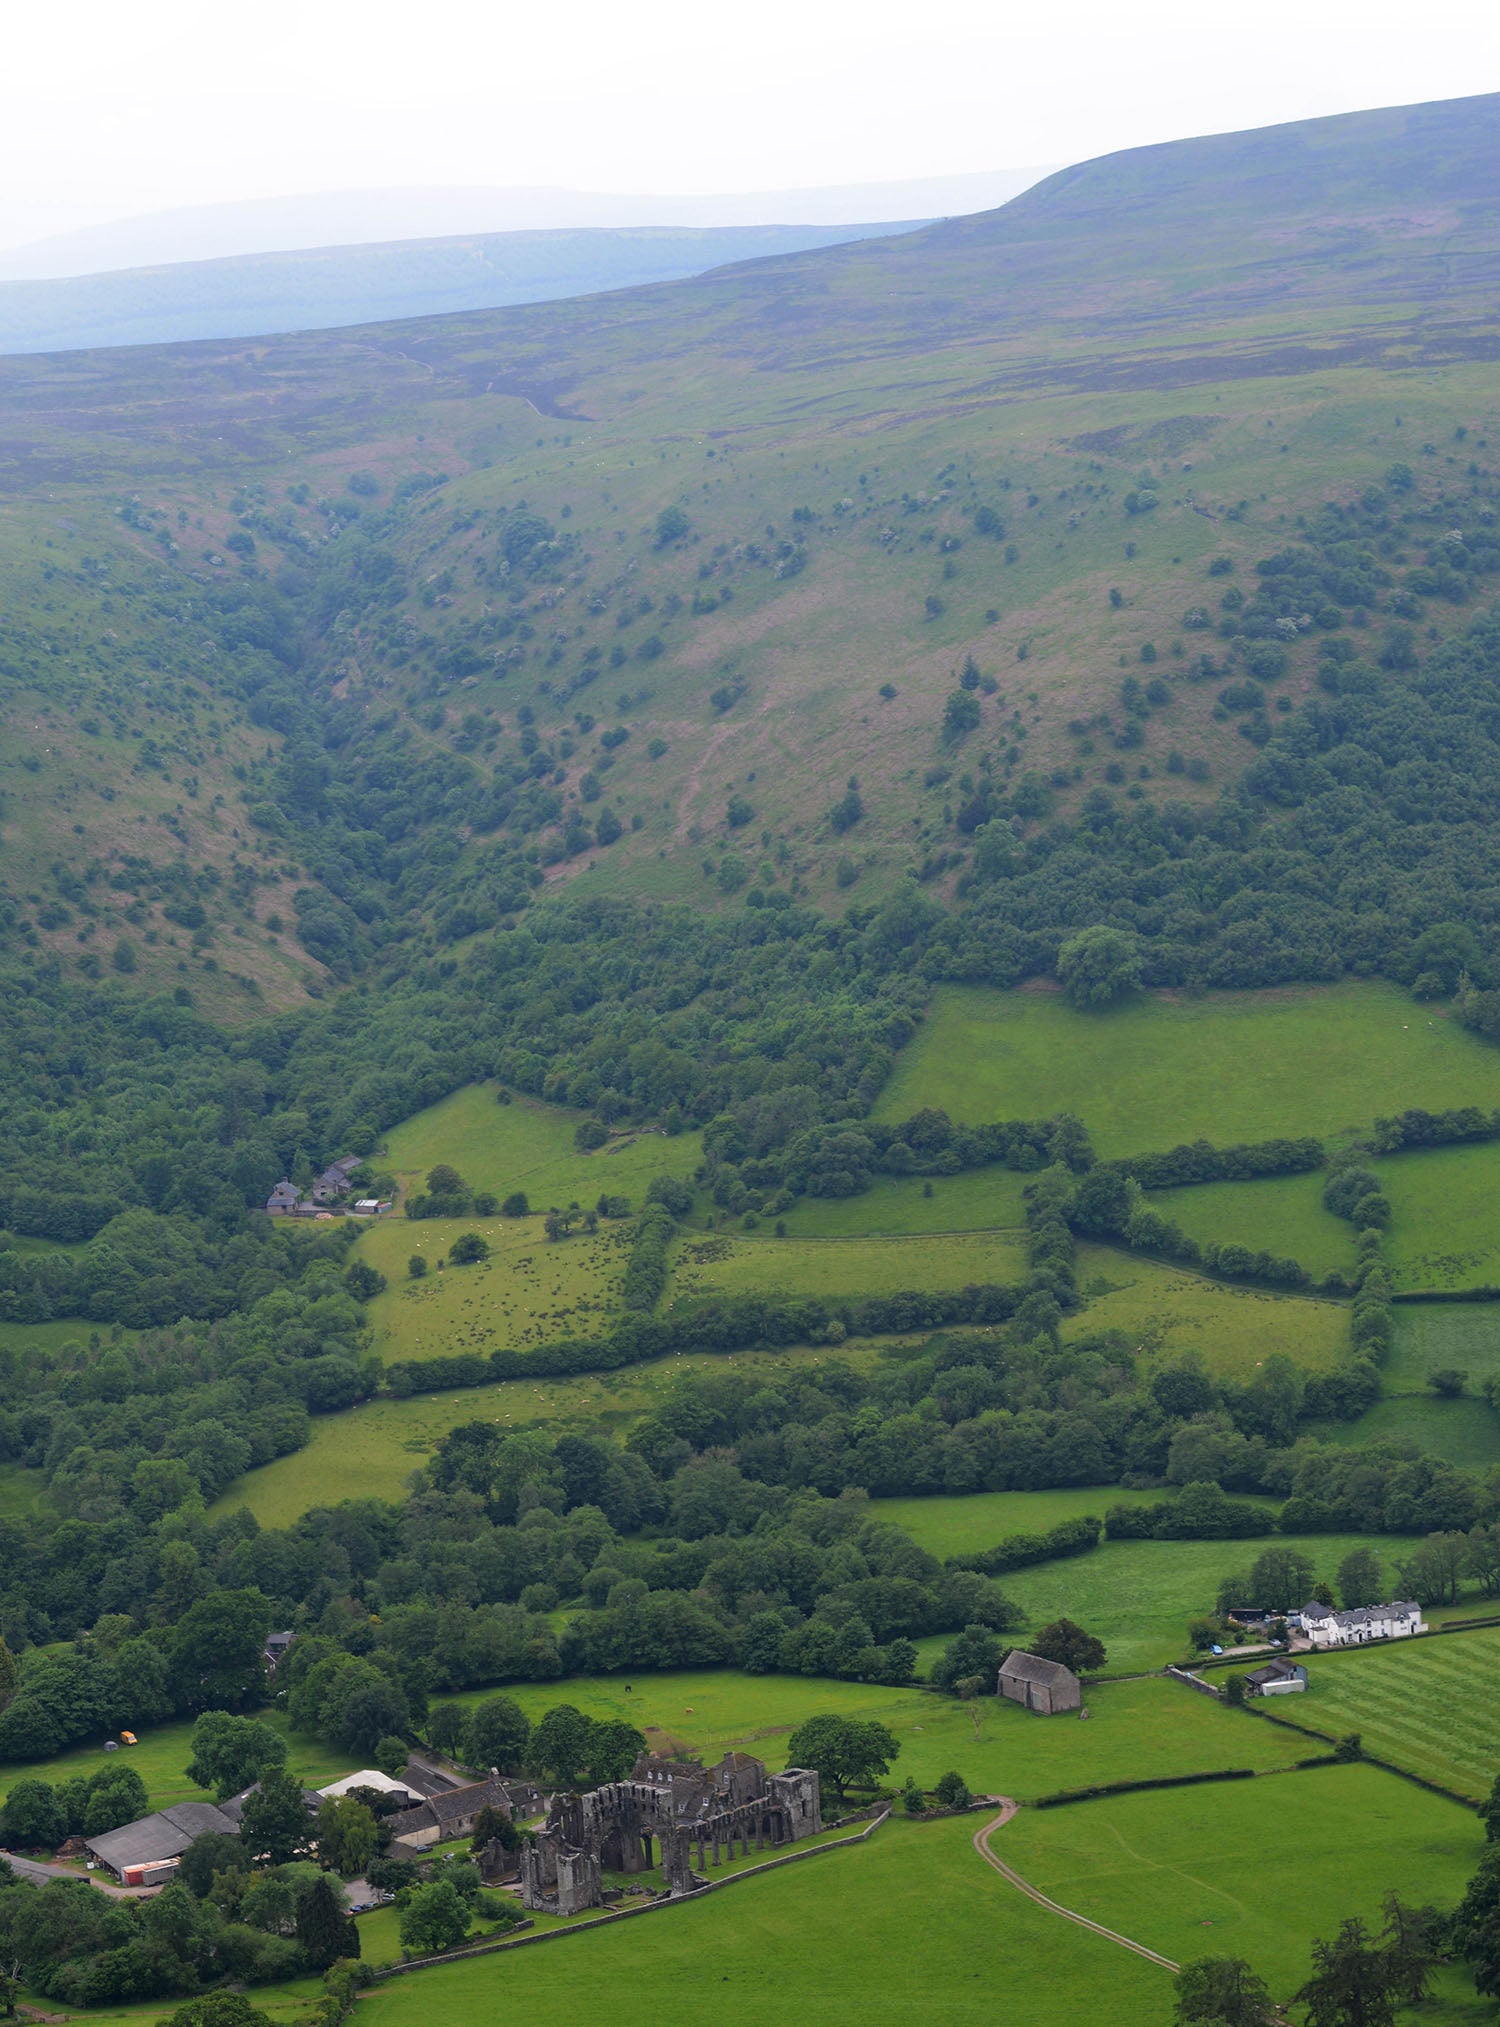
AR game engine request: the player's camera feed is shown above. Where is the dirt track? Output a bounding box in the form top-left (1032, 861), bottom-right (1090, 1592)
top-left (971, 1801), bottom-right (1180, 1973)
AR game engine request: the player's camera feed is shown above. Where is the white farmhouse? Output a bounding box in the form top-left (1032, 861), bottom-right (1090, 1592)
top-left (1297, 1599), bottom-right (1426, 1648)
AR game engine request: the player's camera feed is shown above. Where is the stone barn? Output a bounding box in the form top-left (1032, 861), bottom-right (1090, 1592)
top-left (997, 1649), bottom-right (1082, 1714)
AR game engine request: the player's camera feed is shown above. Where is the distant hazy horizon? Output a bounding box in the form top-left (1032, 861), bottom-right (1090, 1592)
top-left (7, 0), bottom-right (1498, 284)
top-left (0, 168), bottom-right (1055, 283)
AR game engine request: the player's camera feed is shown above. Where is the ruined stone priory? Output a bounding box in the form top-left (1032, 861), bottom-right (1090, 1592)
top-left (520, 1750), bottom-right (822, 1915)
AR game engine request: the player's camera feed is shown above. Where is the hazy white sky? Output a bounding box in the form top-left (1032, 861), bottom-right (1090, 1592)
top-left (7, 0), bottom-right (1499, 248)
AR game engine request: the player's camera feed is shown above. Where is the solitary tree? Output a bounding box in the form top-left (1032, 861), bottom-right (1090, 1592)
top-left (784, 1715), bottom-right (900, 1801)
top-left (399, 1879), bottom-right (470, 1957)
top-left (1056, 925), bottom-right (1143, 1010)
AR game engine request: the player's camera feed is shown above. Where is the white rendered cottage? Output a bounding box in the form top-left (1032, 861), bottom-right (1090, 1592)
top-left (1298, 1599), bottom-right (1426, 1648)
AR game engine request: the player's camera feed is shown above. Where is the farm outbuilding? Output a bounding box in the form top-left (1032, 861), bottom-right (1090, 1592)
top-left (997, 1650), bottom-right (1082, 1714)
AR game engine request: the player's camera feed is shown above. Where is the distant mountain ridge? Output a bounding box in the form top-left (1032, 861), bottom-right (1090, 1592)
top-left (0, 219), bottom-right (928, 357)
top-left (0, 168), bottom-right (1055, 280)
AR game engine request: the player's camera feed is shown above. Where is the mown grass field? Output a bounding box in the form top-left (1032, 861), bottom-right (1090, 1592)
top-left (1002, 1763), bottom-right (1482, 1999)
top-left (1068, 1244), bottom-right (1349, 1378)
top-left (378, 1084), bottom-right (703, 1215)
top-left (451, 1669), bottom-right (1309, 1802)
top-left (869, 1485), bottom-right (1168, 1558)
top-left (1381, 1142), bottom-right (1500, 1291)
top-left (1145, 1170), bottom-right (1353, 1282)
top-left (0, 1710), bottom-right (364, 1817)
top-left (670, 1228), bottom-right (1029, 1305)
top-left (1282, 1627), bottom-right (1500, 1801)
top-left (211, 1339), bottom-right (895, 1524)
top-left (877, 982), bottom-right (1500, 1157)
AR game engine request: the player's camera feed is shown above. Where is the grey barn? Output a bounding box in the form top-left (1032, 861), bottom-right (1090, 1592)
top-left (997, 1649), bottom-right (1082, 1714)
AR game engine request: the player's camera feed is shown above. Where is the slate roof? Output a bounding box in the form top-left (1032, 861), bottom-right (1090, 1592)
top-left (1245, 1660), bottom-right (1301, 1687)
top-left (388, 1774), bottom-right (508, 1839)
top-left (1301, 1600), bottom-right (1421, 1629)
top-left (998, 1649), bottom-right (1079, 1688)
top-left (86, 1799), bottom-right (241, 1871)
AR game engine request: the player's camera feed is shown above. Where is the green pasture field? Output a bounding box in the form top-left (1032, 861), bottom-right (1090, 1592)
top-left (0, 1317), bottom-right (137, 1358)
top-left (1380, 1141), bottom-right (1500, 1291)
top-left (1313, 1303), bottom-right (1500, 1468)
top-left (0, 1464), bottom-right (51, 1519)
top-left (451, 1669), bottom-right (1309, 1802)
top-left (876, 982), bottom-right (1500, 1158)
top-left (1145, 1170), bottom-right (1352, 1282)
top-left (1001, 1763), bottom-right (1482, 2000)
top-left (360, 1213), bottom-right (633, 1359)
top-left (670, 1229), bottom-right (1030, 1306)
top-left (354, 1813), bottom-right (1170, 2027)
top-left (1069, 1244), bottom-right (1349, 1378)
top-left (778, 1168), bottom-right (1030, 1237)
top-left (0, 1710), bottom-right (363, 1817)
top-left (869, 1485), bottom-right (1169, 1560)
top-left (378, 1083), bottom-right (703, 1215)
top-left (211, 1339), bottom-right (895, 1525)
top-left (1275, 1626), bottom-right (1500, 1801)
top-left (1317, 1392), bottom-right (1500, 1470)
top-left (1386, 1303), bottom-right (1500, 1391)
top-left (996, 1532), bottom-right (1391, 1674)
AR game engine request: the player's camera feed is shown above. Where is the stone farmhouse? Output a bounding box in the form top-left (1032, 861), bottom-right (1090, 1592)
top-left (997, 1650), bottom-right (1082, 1714)
top-left (388, 1770), bottom-right (542, 1853)
top-left (1297, 1600), bottom-right (1426, 1648)
top-left (265, 1155), bottom-right (362, 1218)
top-left (521, 1751), bottom-right (822, 1915)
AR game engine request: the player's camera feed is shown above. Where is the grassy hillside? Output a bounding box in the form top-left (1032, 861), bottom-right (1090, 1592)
top-left (8, 94), bottom-right (1500, 995)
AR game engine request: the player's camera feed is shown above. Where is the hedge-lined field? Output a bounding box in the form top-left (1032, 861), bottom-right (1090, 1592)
top-left (1317, 1393), bottom-right (1500, 1470)
top-left (670, 1228), bottom-right (1029, 1305)
top-left (1381, 1141), bottom-right (1500, 1291)
top-left (1295, 1627), bottom-right (1500, 1800)
top-left (1144, 1171), bottom-right (1352, 1282)
top-left (1067, 1246), bottom-right (1349, 1378)
top-left (211, 1339), bottom-right (892, 1524)
top-left (875, 982), bottom-right (1500, 1158)
top-left (1386, 1305), bottom-right (1500, 1390)
top-left (869, 1485), bottom-right (1168, 1558)
top-left (1002, 1763), bottom-right (1482, 1996)
top-left (379, 1083), bottom-right (703, 1214)
top-left (361, 1213), bottom-right (634, 1360)
top-left (778, 1167), bottom-right (1031, 1236)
